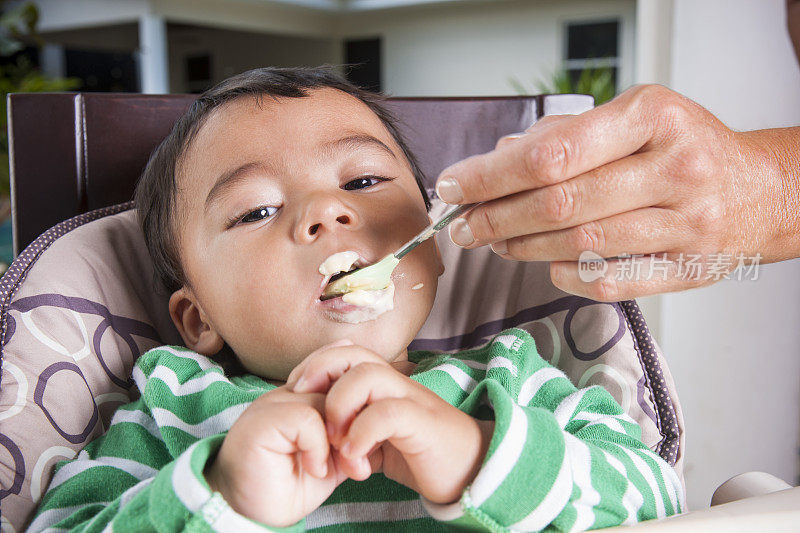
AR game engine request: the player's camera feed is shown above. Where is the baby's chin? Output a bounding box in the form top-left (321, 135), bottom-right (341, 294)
top-left (261, 333), bottom-right (409, 383)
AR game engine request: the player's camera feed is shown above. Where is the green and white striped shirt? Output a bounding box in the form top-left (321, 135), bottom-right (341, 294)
top-left (31, 327), bottom-right (683, 532)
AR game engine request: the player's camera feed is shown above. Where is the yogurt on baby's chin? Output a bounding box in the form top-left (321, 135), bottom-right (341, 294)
top-left (325, 282), bottom-right (395, 324)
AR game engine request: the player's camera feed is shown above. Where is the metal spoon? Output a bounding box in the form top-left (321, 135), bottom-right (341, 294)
top-left (321, 202), bottom-right (479, 300)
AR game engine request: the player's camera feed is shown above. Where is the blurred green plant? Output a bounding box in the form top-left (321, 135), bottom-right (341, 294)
top-left (0, 1), bottom-right (80, 196)
top-left (510, 63), bottom-right (616, 106)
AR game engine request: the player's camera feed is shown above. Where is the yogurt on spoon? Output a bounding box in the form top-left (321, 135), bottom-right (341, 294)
top-left (318, 251), bottom-right (396, 324)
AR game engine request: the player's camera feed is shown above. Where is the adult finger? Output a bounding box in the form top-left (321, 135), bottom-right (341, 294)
top-left (434, 85), bottom-right (668, 205)
top-left (494, 207), bottom-right (683, 262)
top-left (449, 152), bottom-right (668, 248)
top-left (494, 131), bottom-right (528, 148)
top-left (494, 116), bottom-right (575, 155)
top-left (549, 253), bottom-right (722, 302)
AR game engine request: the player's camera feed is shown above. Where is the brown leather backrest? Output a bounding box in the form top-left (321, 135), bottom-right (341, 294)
top-left (7, 92), bottom-right (592, 255)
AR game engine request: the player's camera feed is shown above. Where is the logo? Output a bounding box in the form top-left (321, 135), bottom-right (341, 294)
top-left (578, 251), bottom-right (608, 283)
top-left (493, 334), bottom-right (523, 352)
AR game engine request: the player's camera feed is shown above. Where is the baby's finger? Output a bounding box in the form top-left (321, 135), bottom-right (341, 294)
top-left (340, 398), bottom-right (423, 467)
top-left (286, 339), bottom-right (353, 386)
top-left (335, 450), bottom-right (373, 481)
top-left (289, 344), bottom-right (384, 394)
top-left (286, 339), bottom-right (355, 391)
top-left (325, 363), bottom-right (416, 445)
top-left (259, 388), bottom-right (327, 417)
top-left (293, 407), bottom-right (331, 479)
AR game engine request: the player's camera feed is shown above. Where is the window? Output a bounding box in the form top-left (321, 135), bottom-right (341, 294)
top-left (185, 54), bottom-right (213, 94)
top-left (344, 37), bottom-right (381, 93)
top-left (565, 20), bottom-right (619, 90)
top-left (64, 49), bottom-right (137, 92)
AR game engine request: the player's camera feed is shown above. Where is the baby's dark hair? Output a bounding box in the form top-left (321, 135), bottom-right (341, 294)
top-left (134, 66), bottom-right (430, 294)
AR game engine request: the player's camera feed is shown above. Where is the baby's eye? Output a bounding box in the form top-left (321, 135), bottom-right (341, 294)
top-left (343, 175), bottom-right (390, 190)
top-left (239, 206), bottom-right (278, 224)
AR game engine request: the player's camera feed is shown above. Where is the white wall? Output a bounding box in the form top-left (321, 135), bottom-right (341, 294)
top-left (671, 0), bottom-right (800, 130)
top-left (663, 0), bottom-right (800, 510)
top-left (33, 0), bottom-right (147, 31)
top-left (155, 0), bottom-right (338, 38)
top-left (634, 0), bottom-right (673, 85)
top-left (31, 0), bottom-right (338, 38)
top-left (337, 0), bottom-right (636, 96)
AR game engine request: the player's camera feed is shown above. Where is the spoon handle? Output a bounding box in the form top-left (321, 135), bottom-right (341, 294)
top-left (394, 202), bottom-right (479, 260)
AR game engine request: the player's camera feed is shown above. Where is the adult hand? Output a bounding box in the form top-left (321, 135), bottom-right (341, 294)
top-left (435, 84), bottom-right (800, 301)
top-left (789, 0), bottom-right (800, 64)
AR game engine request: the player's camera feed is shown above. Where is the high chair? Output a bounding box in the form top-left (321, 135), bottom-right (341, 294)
top-left (0, 91), bottom-right (794, 531)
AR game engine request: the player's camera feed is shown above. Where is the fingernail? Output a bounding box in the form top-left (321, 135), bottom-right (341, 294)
top-left (501, 132), bottom-right (526, 142)
top-left (359, 457), bottom-right (370, 477)
top-left (491, 240), bottom-right (508, 255)
top-left (435, 177), bottom-right (463, 204)
top-left (341, 441), bottom-right (352, 457)
top-left (293, 375), bottom-right (308, 392)
top-left (449, 218), bottom-right (474, 247)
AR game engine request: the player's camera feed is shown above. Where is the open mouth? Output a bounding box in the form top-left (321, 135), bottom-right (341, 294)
top-left (317, 251), bottom-right (371, 301)
top-left (315, 250), bottom-right (396, 323)
top-left (327, 265), bottom-right (358, 285)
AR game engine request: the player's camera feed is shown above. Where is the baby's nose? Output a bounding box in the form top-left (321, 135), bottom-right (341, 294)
top-left (307, 213), bottom-right (352, 236)
top-left (296, 195), bottom-right (359, 241)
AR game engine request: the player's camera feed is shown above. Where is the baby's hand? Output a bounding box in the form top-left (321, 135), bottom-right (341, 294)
top-left (288, 344), bottom-right (494, 504)
top-left (205, 344), bottom-right (354, 527)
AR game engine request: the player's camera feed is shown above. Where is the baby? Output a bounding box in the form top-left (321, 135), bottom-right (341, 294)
top-left (31, 67), bottom-right (683, 532)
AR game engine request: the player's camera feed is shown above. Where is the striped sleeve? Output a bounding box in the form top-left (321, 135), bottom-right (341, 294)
top-left (418, 328), bottom-right (684, 532)
top-left (30, 346), bottom-right (294, 532)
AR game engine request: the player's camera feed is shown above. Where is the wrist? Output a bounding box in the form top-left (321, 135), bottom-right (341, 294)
top-left (203, 452), bottom-right (252, 521)
top-left (737, 128), bottom-right (800, 262)
top-left (203, 457), bottom-right (273, 527)
top-left (431, 418), bottom-right (494, 505)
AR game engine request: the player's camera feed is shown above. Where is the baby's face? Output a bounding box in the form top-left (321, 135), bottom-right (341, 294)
top-left (172, 88), bottom-right (443, 379)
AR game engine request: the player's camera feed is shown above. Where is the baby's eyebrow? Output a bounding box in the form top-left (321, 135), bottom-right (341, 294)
top-left (205, 134), bottom-right (397, 210)
top-left (205, 161), bottom-right (273, 210)
top-left (322, 134), bottom-right (397, 161)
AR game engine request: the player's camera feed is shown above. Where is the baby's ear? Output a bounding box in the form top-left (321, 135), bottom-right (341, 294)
top-left (168, 287), bottom-right (225, 356)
